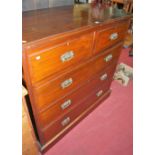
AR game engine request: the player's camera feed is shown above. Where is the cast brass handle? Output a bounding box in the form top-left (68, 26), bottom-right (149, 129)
top-left (96, 90), bottom-right (103, 97)
top-left (61, 78), bottom-right (73, 89)
top-left (110, 32), bottom-right (118, 40)
top-left (60, 51), bottom-right (74, 62)
top-left (104, 54), bottom-right (113, 62)
top-left (61, 100), bottom-right (72, 110)
top-left (61, 117), bottom-right (70, 126)
top-left (100, 73), bottom-right (108, 81)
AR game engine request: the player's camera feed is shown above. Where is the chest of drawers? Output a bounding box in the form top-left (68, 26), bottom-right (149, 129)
top-left (22, 4), bottom-right (131, 152)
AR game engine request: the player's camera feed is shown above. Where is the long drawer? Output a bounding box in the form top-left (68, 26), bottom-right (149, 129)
top-left (40, 79), bottom-right (112, 145)
top-left (33, 42), bottom-right (122, 112)
top-left (33, 60), bottom-right (93, 112)
top-left (93, 42), bottom-right (122, 74)
top-left (27, 33), bottom-right (94, 84)
top-left (94, 22), bottom-right (129, 54)
top-left (38, 62), bottom-right (116, 129)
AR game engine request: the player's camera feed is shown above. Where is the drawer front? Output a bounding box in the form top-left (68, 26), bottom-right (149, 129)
top-left (28, 33), bottom-right (94, 84)
top-left (93, 42), bottom-right (122, 74)
top-left (94, 22), bottom-right (128, 54)
top-left (33, 42), bottom-right (122, 112)
top-left (38, 63), bottom-right (116, 129)
top-left (33, 61), bottom-right (93, 112)
top-left (41, 80), bottom-right (111, 144)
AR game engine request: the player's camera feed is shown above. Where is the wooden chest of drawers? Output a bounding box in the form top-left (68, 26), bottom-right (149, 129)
top-left (22, 3), bottom-right (131, 153)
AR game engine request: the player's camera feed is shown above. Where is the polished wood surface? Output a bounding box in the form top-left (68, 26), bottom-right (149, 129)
top-left (41, 81), bottom-right (112, 144)
top-left (93, 42), bottom-right (122, 73)
top-left (41, 89), bottom-right (111, 152)
top-left (22, 3), bottom-right (131, 153)
top-left (28, 33), bottom-right (94, 83)
top-left (94, 21), bottom-right (128, 54)
top-left (33, 60), bottom-right (93, 112)
top-left (22, 4), bottom-right (131, 43)
top-left (38, 62), bottom-right (116, 130)
top-left (32, 42), bottom-right (122, 112)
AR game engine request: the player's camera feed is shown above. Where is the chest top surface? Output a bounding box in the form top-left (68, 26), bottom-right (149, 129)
top-left (22, 3), bottom-right (131, 44)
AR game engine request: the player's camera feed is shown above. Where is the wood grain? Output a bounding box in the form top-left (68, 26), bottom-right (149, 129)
top-left (38, 62), bottom-right (116, 130)
top-left (41, 90), bottom-right (111, 152)
top-left (32, 42), bottom-right (122, 112)
top-left (22, 3), bottom-right (131, 152)
top-left (22, 4), bottom-right (131, 43)
top-left (41, 81), bottom-right (112, 144)
top-left (28, 33), bottom-right (94, 84)
top-left (94, 22), bottom-right (129, 54)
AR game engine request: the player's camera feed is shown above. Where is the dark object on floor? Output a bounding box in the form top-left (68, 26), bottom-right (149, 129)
top-left (112, 0), bottom-right (133, 13)
top-left (75, 0), bottom-right (89, 3)
top-left (123, 30), bottom-right (132, 48)
top-left (129, 48), bottom-right (133, 57)
top-left (117, 3), bottom-right (124, 9)
top-left (123, 29), bottom-right (133, 57)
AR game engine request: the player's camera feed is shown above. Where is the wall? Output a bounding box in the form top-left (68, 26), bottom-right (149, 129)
top-left (49, 0), bottom-right (74, 7)
top-left (22, 0), bottom-right (74, 11)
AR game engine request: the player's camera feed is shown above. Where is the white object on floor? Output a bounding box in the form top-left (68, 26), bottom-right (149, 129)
top-left (114, 63), bottom-right (133, 86)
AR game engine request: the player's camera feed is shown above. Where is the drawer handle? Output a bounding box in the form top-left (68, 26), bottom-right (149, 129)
top-left (61, 78), bottom-right (73, 89)
top-left (61, 99), bottom-right (72, 110)
top-left (104, 54), bottom-right (113, 62)
top-left (60, 51), bottom-right (74, 62)
top-left (96, 90), bottom-right (103, 97)
top-left (100, 73), bottom-right (108, 81)
top-left (61, 117), bottom-right (70, 126)
top-left (110, 33), bottom-right (118, 40)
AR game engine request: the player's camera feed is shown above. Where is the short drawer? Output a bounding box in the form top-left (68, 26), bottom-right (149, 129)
top-left (28, 33), bottom-right (94, 84)
top-left (41, 80), bottom-right (111, 145)
top-left (38, 63), bottom-right (116, 129)
top-left (94, 22), bottom-right (129, 54)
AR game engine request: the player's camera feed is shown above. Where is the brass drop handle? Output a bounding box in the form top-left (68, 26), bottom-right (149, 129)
top-left (60, 51), bottom-right (74, 62)
top-left (104, 54), bottom-right (113, 62)
top-left (96, 90), bottom-right (103, 97)
top-left (61, 99), bottom-right (72, 110)
top-left (61, 78), bottom-right (73, 89)
top-left (61, 117), bottom-right (70, 126)
top-left (100, 73), bottom-right (108, 81)
top-left (110, 32), bottom-right (118, 40)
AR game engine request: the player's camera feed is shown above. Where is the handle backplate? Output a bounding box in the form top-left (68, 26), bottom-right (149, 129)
top-left (100, 73), bottom-right (108, 81)
top-left (61, 117), bottom-right (70, 126)
top-left (96, 90), bottom-right (103, 97)
top-left (61, 100), bottom-right (72, 110)
top-left (104, 54), bottom-right (113, 62)
top-left (61, 78), bottom-right (73, 89)
top-left (60, 51), bottom-right (74, 62)
top-left (110, 32), bottom-right (118, 40)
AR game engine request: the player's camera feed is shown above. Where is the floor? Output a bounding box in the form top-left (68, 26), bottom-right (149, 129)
top-left (44, 48), bottom-right (133, 155)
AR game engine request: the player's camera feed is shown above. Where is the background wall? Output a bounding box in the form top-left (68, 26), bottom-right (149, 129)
top-left (49, 0), bottom-right (74, 8)
top-left (22, 0), bottom-right (74, 11)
